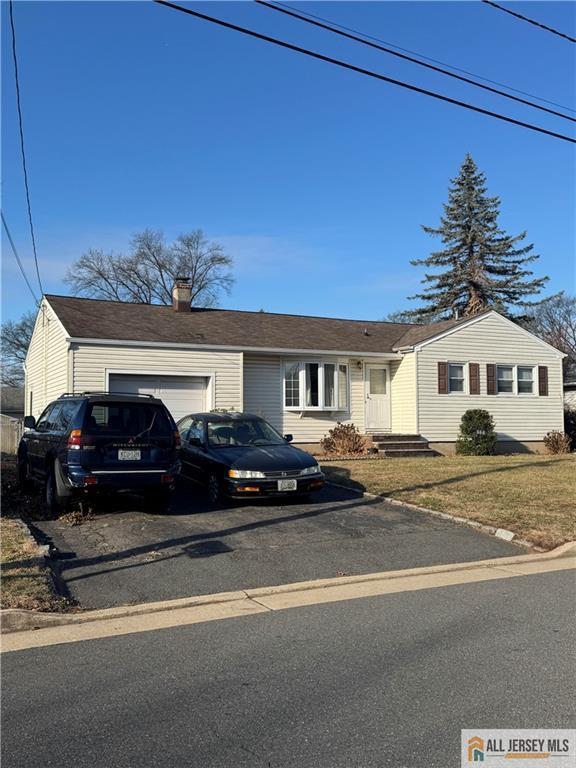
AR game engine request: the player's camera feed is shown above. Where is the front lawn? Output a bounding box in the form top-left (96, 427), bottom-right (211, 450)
top-left (1, 455), bottom-right (71, 612)
top-left (322, 454), bottom-right (575, 549)
top-left (0, 517), bottom-right (69, 612)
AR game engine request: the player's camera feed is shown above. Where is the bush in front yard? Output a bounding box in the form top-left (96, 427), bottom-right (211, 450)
top-left (321, 423), bottom-right (365, 455)
top-left (543, 430), bottom-right (572, 455)
top-left (564, 407), bottom-right (576, 449)
top-left (455, 409), bottom-right (497, 456)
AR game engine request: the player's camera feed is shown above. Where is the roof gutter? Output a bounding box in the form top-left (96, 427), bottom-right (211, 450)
top-left (65, 336), bottom-right (402, 359)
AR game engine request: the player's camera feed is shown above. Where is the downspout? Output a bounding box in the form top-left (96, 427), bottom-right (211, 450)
top-left (414, 349), bottom-right (420, 435)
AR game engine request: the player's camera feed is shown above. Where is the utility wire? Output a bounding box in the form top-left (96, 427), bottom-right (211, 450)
top-left (153, 1), bottom-right (575, 144)
top-left (9, 0), bottom-right (44, 297)
top-left (256, 0), bottom-right (575, 123)
top-left (1, 212), bottom-right (40, 305)
top-left (482, 1), bottom-right (576, 44)
top-left (271, 0), bottom-right (575, 114)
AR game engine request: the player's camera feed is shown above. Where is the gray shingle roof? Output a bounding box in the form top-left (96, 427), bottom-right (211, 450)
top-left (46, 294), bottom-right (469, 354)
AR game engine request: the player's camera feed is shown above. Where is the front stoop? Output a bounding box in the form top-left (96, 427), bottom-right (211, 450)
top-left (368, 434), bottom-right (439, 458)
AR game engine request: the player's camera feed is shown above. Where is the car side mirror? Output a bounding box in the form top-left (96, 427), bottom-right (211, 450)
top-left (284, 434), bottom-right (293, 443)
top-left (23, 416), bottom-right (36, 429)
top-left (189, 436), bottom-right (204, 448)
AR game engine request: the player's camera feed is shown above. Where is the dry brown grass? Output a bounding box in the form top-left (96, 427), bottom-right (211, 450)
top-left (322, 454), bottom-right (576, 549)
top-left (0, 517), bottom-right (69, 612)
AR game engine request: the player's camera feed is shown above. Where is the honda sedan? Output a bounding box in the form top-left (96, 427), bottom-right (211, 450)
top-left (177, 412), bottom-right (324, 503)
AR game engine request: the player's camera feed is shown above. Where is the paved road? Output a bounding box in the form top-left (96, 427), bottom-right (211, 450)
top-left (3, 570), bottom-right (574, 768)
top-left (34, 482), bottom-right (519, 609)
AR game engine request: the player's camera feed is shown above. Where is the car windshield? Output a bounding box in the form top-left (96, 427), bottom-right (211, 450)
top-left (84, 402), bottom-right (172, 438)
top-left (207, 419), bottom-right (285, 447)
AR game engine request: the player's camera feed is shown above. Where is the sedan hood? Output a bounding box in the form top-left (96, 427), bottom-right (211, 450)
top-left (213, 444), bottom-right (318, 472)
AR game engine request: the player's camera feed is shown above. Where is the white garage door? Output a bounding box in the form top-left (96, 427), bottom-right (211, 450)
top-left (109, 374), bottom-right (207, 422)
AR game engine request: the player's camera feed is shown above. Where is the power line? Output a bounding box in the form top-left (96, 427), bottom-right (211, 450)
top-left (271, 0), bottom-right (575, 114)
top-left (1, 212), bottom-right (40, 305)
top-left (153, 1), bottom-right (575, 144)
top-left (256, 0), bottom-right (575, 123)
top-left (9, 0), bottom-right (44, 297)
top-left (482, 1), bottom-right (576, 44)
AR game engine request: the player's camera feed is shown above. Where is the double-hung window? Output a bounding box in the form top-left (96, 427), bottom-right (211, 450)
top-left (448, 363), bottom-right (465, 393)
top-left (517, 366), bottom-right (534, 394)
top-left (284, 361), bottom-right (349, 411)
top-left (496, 365), bottom-right (535, 395)
top-left (497, 365), bottom-right (514, 394)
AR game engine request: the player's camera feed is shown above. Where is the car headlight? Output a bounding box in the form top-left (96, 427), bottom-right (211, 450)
top-left (228, 469), bottom-right (266, 479)
top-left (300, 465), bottom-right (320, 476)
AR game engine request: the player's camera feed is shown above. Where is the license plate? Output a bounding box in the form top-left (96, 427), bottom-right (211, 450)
top-left (277, 479), bottom-right (297, 492)
top-left (118, 450), bottom-right (141, 461)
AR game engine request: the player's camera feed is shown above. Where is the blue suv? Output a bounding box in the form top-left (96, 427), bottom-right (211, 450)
top-left (18, 393), bottom-right (181, 513)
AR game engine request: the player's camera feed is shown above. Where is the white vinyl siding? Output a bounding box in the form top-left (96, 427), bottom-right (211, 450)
top-left (71, 344), bottom-right (243, 413)
top-left (24, 301), bottom-right (70, 418)
top-left (243, 354), bottom-right (366, 442)
top-left (390, 353), bottom-right (417, 434)
top-left (416, 314), bottom-right (564, 442)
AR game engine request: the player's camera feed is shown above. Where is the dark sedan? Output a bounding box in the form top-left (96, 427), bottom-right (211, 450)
top-left (177, 412), bottom-right (324, 503)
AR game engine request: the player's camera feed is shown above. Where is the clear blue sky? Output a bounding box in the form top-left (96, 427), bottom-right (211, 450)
top-left (2, 1), bottom-right (575, 323)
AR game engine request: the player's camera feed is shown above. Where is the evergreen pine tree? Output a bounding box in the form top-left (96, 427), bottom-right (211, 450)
top-left (408, 154), bottom-right (548, 320)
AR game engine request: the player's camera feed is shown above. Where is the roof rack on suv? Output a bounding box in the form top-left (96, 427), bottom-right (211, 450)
top-left (57, 391), bottom-right (156, 399)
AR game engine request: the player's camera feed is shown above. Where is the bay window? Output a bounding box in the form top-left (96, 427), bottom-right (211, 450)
top-left (284, 361), bottom-right (349, 410)
top-left (284, 362), bottom-right (300, 407)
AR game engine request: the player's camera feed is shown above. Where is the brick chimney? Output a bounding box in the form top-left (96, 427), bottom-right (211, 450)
top-left (172, 277), bottom-right (192, 312)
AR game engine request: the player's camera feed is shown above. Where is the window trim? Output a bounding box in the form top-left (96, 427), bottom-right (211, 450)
top-left (283, 359), bottom-right (350, 412)
top-left (447, 362), bottom-right (467, 395)
top-left (496, 364), bottom-right (537, 396)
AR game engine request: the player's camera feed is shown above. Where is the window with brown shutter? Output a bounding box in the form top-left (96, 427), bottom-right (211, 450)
top-left (486, 364), bottom-right (496, 395)
top-left (469, 363), bottom-right (480, 395)
top-left (538, 366), bottom-right (548, 396)
top-left (438, 361), bottom-right (448, 394)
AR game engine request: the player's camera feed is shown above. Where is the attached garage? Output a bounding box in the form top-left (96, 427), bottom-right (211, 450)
top-left (108, 374), bottom-right (208, 422)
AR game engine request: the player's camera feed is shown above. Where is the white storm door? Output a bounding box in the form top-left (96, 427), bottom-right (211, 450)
top-left (365, 365), bottom-right (390, 431)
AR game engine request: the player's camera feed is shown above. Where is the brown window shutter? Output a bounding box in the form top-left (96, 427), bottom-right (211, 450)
top-left (538, 366), bottom-right (548, 396)
top-left (469, 363), bottom-right (480, 395)
top-left (486, 364), bottom-right (496, 395)
top-left (438, 362), bottom-right (448, 394)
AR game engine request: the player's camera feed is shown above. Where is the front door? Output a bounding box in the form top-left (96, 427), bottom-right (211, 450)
top-left (365, 365), bottom-right (390, 431)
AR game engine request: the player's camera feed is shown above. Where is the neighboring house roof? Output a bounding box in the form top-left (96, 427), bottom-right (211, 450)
top-left (1, 387), bottom-right (25, 415)
top-left (44, 295), bottom-right (553, 356)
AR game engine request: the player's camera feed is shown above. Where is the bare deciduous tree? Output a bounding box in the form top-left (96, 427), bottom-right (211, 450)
top-left (523, 293), bottom-right (576, 377)
top-left (64, 229), bottom-right (234, 307)
top-left (1, 311), bottom-right (36, 386)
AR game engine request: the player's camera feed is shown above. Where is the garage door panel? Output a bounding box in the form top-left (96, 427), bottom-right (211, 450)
top-left (109, 375), bottom-right (207, 421)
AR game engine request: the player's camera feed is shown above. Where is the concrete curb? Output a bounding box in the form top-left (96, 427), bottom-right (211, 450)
top-left (326, 481), bottom-right (540, 551)
top-left (2, 541), bottom-right (574, 635)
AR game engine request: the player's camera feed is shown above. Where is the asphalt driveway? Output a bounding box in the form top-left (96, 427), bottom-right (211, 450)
top-left (34, 481), bottom-right (521, 610)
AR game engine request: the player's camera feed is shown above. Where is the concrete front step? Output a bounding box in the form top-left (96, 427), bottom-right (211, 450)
top-left (374, 441), bottom-right (429, 451)
top-left (379, 448), bottom-right (439, 458)
top-left (370, 434), bottom-right (423, 442)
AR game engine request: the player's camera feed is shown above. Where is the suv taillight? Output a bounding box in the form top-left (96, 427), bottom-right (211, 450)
top-left (173, 430), bottom-right (181, 448)
top-left (68, 429), bottom-right (83, 449)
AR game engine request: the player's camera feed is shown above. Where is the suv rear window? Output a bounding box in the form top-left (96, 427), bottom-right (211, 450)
top-left (83, 402), bottom-right (172, 437)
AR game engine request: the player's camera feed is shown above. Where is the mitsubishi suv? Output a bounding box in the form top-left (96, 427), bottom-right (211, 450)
top-left (18, 392), bottom-right (181, 513)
